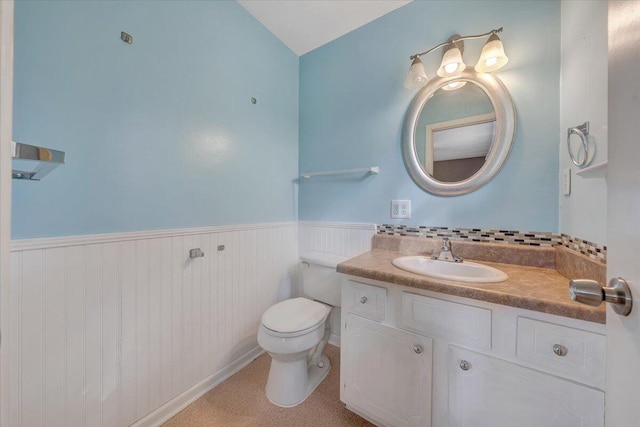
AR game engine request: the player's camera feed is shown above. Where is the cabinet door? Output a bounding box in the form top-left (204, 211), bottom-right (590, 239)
top-left (448, 346), bottom-right (604, 427)
top-left (342, 314), bottom-right (433, 427)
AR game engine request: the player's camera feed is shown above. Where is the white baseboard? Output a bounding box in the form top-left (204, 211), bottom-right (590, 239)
top-left (131, 346), bottom-right (265, 427)
top-left (329, 332), bottom-right (341, 348)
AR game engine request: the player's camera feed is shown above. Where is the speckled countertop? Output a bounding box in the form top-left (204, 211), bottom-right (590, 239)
top-left (337, 248), bottom-right (606, 324)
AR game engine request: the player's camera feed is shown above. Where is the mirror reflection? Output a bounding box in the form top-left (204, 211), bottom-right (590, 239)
top-left (416, 81), bottom-right (495, 182)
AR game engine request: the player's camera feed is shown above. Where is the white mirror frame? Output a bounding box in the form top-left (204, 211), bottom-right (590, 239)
top-left (402, 67), bottom-right (516, 196)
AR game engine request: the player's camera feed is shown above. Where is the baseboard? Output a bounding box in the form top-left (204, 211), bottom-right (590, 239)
top-left (131, 346), bottom-right (265, 427)
top-left (329, 332), bottom-right (341, 348)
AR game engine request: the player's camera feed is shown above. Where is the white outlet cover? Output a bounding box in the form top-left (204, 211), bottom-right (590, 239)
top-left (391, 200), bottom-right (411, 219)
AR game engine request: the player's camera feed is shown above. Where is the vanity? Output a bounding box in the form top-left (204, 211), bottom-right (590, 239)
top-left (337, 235), bottom-right (606, 427)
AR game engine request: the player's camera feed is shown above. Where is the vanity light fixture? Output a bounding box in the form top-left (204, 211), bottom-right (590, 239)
top-left (404, 27), bottom-right (508, 90)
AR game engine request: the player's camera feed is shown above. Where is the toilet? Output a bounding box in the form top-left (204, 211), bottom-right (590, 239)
top-left (257, 252), bottom-right (348, 407)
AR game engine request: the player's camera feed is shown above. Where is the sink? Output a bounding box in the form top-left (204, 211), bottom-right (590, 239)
top-left (391, 256), bottom-right (508, 283)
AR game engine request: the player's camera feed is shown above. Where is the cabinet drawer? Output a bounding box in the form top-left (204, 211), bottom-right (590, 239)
top-left (347, 281), bottom-right (387, 321)
top-left (516, 317), bottom-right (605, 389)
top-left (401, 292), bottom-right (491, 349)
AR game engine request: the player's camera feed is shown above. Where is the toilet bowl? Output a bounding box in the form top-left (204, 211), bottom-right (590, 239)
top-left (258, 252), bottom-right (347, 408)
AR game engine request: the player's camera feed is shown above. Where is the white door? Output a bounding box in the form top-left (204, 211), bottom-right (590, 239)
top-left (606, 1), bottom-right (640, 426)
top-left (448, 346), bottom-right (604, 427)
top-left (0, 2), bottom-right (13, 426)
top-left (342, 314), bottom-right (433, 427)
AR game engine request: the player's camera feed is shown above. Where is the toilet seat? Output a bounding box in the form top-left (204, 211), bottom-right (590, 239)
top-left (261, 297), bottom-right (330, 337)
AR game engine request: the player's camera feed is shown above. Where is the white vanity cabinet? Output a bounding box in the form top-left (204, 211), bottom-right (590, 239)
top-left (340, 277), bottom-right (606, 427)
top-left (448, 347), bottom-right (604, 427)
top-left (342, 314), bottom-right (433, 427)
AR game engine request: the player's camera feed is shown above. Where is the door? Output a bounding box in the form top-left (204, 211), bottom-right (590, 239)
top-left (342, 314), bottom-right (433, 427)
top-left (448, 346), bottom-right (604, 427)
top-left (606, 1), bottom-right (640, 426)
top-left (0, 2), bottom-right (14, 426)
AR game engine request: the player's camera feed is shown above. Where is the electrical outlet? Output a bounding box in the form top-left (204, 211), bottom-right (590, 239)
top-left (391, 200), bottom-right (411, 219)
top-left (563, 168), bottom-right (571, 195)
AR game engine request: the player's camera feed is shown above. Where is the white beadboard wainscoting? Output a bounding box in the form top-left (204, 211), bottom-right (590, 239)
top-left (6, 223), bottom-right (298, 427)
top-left (298, 221), bottom-right (375, 258)
top-left (298, 222), bottom-right (376, 345)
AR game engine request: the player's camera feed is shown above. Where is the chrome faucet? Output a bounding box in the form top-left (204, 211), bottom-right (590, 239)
top-left (432, 238), bottom-right (463, 263)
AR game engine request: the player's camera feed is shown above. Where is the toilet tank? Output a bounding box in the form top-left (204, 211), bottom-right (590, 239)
top-left (299, 252), bottom-right (349, 307)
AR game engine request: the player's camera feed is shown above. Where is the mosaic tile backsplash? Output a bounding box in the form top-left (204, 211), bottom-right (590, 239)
top-left (376, 224), bottom-right (607, 263)
top-left (560, 234), bottom-right (607, 263)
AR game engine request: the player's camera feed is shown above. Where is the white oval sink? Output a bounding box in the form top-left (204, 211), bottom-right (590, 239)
top-left (392, 256), bottom-right (508, 283)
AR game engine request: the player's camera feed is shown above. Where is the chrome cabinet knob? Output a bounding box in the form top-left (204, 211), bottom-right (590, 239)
top-left (413, 344), bottom-right (423, 354)
top-left (569, 277), bottom-right (633, 316)
top-left (459, 360), bottom-right (471, 371)
top-left (552, 344), bottom-right (568, 357)
top-left (360, 296), bottom-right (368, 304)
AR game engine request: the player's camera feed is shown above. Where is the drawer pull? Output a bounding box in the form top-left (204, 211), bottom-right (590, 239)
top-left (360, 296), bottom-right (368, 304)
top-left (552, 344), bottom-right (568, 357)
top-left (459, 360), bottom-right (471, 371)
top-left (413, 344), bottom-right (423, 354)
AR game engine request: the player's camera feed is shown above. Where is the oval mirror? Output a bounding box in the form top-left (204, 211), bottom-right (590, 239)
top-left (402, 67), bottom-right (515, 196)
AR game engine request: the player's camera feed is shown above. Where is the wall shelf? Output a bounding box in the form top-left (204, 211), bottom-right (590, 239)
top-left (12, 141), bottom-right (65, 180)
top-left (576, 161), bottom-right (607, 179)
top-left (300, 166), bottom-right (379, 180)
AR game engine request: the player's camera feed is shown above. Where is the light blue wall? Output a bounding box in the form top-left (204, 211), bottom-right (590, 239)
top-left (13, 0), bottom-right (299, 239)
top-left (299, 0), bottom-right (560, 232)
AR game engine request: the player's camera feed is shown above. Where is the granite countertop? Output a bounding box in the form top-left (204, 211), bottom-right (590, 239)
top-left (337, 249), bottom-right (606, 324)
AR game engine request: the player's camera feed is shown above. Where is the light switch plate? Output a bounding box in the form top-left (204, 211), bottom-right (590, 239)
top-left (563, 168), bottom-right (571, 195)
top-left (391, 200), bottom-right (411, 219)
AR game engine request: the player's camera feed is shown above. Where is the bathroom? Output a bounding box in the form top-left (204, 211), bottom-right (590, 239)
top-left (0, 0), bottom-right (638, 426)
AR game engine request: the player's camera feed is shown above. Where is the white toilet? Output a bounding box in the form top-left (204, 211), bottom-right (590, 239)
top-left (257, 252), bottom-right (347, 407)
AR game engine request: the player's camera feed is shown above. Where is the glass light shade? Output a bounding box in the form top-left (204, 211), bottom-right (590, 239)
top-left (404, 57), bottom-right (429, 89)
top-left (437, 43), bottom-right (466, 77)
top-left (475, 33), bottom-right (509, 72)
top-left (441, 81), bottom-right (467, 91)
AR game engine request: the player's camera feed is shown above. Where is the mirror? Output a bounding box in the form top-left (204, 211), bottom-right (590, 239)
top-left (402, 68), bottom-right (515, 196)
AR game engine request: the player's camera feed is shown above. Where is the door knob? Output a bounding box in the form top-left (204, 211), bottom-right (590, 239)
top-left (360, 296), bottom-right (368, 304)
top-left (569, 277), bottom-right (633, 316)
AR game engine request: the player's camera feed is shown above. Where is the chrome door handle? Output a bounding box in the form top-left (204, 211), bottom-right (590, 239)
top-left (413, 344), bottom-right (423, 354)
top-left (360, 296), bottom-right (368, 304)
top-left (459, 360), bottom-right (471, 371)
top-left (569, 277), bottom-right (632, 316)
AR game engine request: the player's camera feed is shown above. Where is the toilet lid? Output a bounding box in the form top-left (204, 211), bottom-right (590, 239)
top-left (262, 297), bottom-right (330, 334)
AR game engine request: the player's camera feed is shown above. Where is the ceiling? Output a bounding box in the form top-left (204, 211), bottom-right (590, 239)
top-left (236, 0), bottom-right (413, 56)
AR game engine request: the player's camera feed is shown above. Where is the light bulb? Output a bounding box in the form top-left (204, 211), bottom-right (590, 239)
top-left (437, 42), bottom-right (466, 77)
top-left (485, 57), bottom-right (498, 67)
top-left (444, 62), bottom-right (459, 74)
top-left (475, 33), bottom-right (508, 72)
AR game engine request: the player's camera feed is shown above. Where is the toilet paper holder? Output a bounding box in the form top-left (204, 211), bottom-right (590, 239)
top-left (189, 248), bottom-right (205, 259)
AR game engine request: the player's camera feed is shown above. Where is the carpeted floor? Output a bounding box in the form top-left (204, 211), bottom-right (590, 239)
top-left (163, 344), bottom-right (373, 426)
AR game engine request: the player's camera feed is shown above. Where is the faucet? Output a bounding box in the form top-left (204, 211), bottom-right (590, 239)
top-left (432, 238), bottom-right (463, 263)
